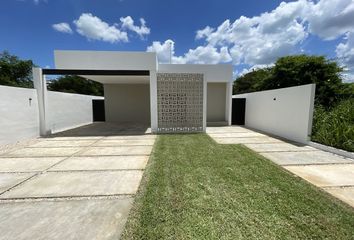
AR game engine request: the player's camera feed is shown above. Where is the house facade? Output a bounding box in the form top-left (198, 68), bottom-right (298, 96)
top-left (33, 50), bottom-right (233, 134)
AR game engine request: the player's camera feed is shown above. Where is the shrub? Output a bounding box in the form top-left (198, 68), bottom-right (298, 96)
top-left (312, 99), bottom-right (354, 152)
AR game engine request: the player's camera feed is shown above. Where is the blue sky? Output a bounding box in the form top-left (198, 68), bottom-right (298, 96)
top-left (1, 0), bottom-right (354, 81)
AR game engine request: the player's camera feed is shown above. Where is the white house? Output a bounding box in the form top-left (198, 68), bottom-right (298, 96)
top-left (33, 50), bottom-right (233, 134)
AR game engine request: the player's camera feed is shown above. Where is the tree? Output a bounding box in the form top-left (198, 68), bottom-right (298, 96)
top-left (0, 51), bottom-right (34, 88)
top-left (47, 75), bottom-right (103, 96)
top-left (233, 55), bottom-right (345, 108)
top-left (233, 68), bottom-right (272, 94)
top-left (261, 55), bottom-right (343, 107)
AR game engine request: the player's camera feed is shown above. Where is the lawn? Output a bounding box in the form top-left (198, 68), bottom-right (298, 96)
top-left (122, 134), bottom-right (354, 239)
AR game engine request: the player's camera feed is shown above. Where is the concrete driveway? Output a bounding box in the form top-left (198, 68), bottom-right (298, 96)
top-left (0, 123), bottom-right (155, 240)
top-left (208, 126), bottom-right (354, 208)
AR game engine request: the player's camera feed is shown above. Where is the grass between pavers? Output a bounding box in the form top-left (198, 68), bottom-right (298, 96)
top-left (121, 134), bottom-right (354, 240)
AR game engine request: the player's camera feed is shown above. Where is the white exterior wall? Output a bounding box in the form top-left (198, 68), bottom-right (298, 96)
top-left (233, 84), bottom-right (316, 144)
top-left (0, 85), bottom-right (103, 145)
top-left (0, 86), bottom-right (40, 145)
top-left (158, 64), bottom-right (233, 83)
top-left (55, 51), bottom-right (158, 131)
top-left (47, 91), bottom-right (103, 133)
top-left (104, 84), bottom-right (150, 124)
top-left (53, 51), bottom-right (233, 131)
top-left (207, 83), bottom-right (226, 122)
top-left (55, 50), bottom-right (157, 70)
top-left (158, 64), bottom-right (233, 127)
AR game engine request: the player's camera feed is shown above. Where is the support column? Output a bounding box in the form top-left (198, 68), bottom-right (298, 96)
top-left (225, 81), bottom-right (233, 125)
top-left (149, 70), bottom-right (158, 133)
top-left (33, 67), bottom-right (50, 136)
top-left (203, 77), bottom-right (207, 132)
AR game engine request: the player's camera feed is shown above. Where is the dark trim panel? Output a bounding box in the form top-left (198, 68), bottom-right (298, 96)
top-left (42, 69), bottom-right (150, 76)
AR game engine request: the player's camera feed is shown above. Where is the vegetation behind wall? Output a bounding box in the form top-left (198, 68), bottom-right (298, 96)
top-left (312, 99), bottom-right (354, 152)
top-left (0, 51), bottom-right (103, 96)
top-left (0, 51), bottom-right (34, 88)
top-left (233, 55), bottom-right (354, 152)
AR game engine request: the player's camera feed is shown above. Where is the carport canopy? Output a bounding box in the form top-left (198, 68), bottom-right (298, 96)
top-left (42, 69), bottom-right (150, 84)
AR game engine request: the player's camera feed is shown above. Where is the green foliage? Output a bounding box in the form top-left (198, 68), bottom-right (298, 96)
top-left (338, 82), bottom-right (354, 99)
top-left (233, 55), bottom-right (344, 107)
top-left (233, 68), bottom-right (272, 94)
top-left (0, 51), bottom-right (34, 88)
top-left (263, 55), bottom-right (343, 107)
top-left (122, 134), bottom-right (354, 239)
top-left (312, 99), bottom-right (354, 152)
top-left (47, 75), bottom-right (103, 96)
top-left (233, 55), bottom-right (354, 151)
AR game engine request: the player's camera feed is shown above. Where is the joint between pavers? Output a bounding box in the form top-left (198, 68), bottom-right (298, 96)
top-left (0, 173), bottom-right (39, 196)
top-left (281, 162), bottom-right (354, 167)
top-left (0, 194), bottom-right (135, 203)
top-left (46, 169), bottom-right (145, 173)
top-left (42, 136), bottom-right (107, 172)
top-left (322, 185), bottom-right (354, 189)
top-left (77, 154), bottom-right (151, 157)
top-left (256, 150), bottom-right (320, 153)
top-left (0, 137), bottom-right (106, 196)
top-left (27, 144), bottom-right (154, 148)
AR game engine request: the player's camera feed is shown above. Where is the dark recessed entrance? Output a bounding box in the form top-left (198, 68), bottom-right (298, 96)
top-left (232, 98), bottom-right (246, 125)
top-left (92, 99), bottom-right (105, 122)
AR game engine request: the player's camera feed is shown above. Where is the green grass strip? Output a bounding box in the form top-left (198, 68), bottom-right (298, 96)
top-left (122, 134), bottom-right (354, 240)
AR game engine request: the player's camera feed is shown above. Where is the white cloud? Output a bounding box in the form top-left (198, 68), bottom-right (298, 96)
top-left (146, 0), bottom-right (354, 74)
top-left (196, 0), bottom-right (308, 65)
top-left (52, 22), bottom-right (73, 34)
top-left (196, 26), bottom-right (214, 40)
top-left (336, 32), bottom-right (354, 82)
top-left (73, 13), bottom-right (128, 43)
top-left (182, 45), bottom-right (232, 64)
top-left (146, 39), bottom-right (232, 64)
top-left (146, 39), bottom-right (176, 63)
top-left (120, 16), bottom-right (150, 38)
top-left (183, 0), bottom-right (354, 68)
top-left (306, 0), bottom-right (354, 40)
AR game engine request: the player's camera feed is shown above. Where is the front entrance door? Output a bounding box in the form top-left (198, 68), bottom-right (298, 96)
top-left (92, 99), bottom-right (105, 122)
top-left (232, 98), bottom-right (246, 125)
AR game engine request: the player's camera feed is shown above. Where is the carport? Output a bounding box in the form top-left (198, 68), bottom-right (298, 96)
top-left (33, 50), bottom-right (233, 136)
top-left (33, 51), bottom-right (157, 136)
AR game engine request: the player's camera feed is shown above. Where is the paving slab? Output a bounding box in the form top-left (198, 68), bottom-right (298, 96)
top-left (206, 127), bottom-right (253, 133)
top-left (245, 143), bottom-right (317, 153)
top-left (213, 136), bottom-right (282, 144)
top-left (208, 132), bottom-right (266, 138)
top-left (1, 171), bottom-right (143, 198)
top-left (105, 135), bottom-right (156, 140)
top-left (30, 140), bottom-right (96, 148)
top-left (325, 187), bottom-right (354, 208)
top-left (261, 151), bottom-right (354, 166)
top-left (0, 157), bottom-right (65, 172)
top-left (44, 136), bottom-right (103, 141)
top-left (94, 139), bottom-right (155, 146)
top-left (5, 147), bottom-right (82, 157)
top-left (0, 173), bottom-right (34, 193)
top-left (50, 156), bottom-right (149, 171)
top-left (0, 198), bottom-right (133, 240)
top-left (284, 164), bottom-right (354, 187)
top-left (79, 146), bottom-right (152, 156)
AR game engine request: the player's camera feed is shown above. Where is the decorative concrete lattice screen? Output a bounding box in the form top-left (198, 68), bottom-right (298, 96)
top-left (157, 73), bottom-right (204, 133)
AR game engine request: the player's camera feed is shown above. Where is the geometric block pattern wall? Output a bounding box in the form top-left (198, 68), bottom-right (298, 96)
top-left (157, 73), bottom-right (204, 133)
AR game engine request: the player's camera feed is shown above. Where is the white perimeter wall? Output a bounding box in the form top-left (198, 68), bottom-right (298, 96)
top-left (158, 64), bottom-right (233, 83)
top-left (0, 85), bottom-right (39, 145)
top-left (47, 91), bottom-right (103, 133)
top-left (233, 84), bottom-right (316, 144)
top-left (0, 85), bottom-right (102, 145)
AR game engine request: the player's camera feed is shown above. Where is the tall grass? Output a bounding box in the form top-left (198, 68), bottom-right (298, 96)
top-left (312, 98), bottom-right (354, 152)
